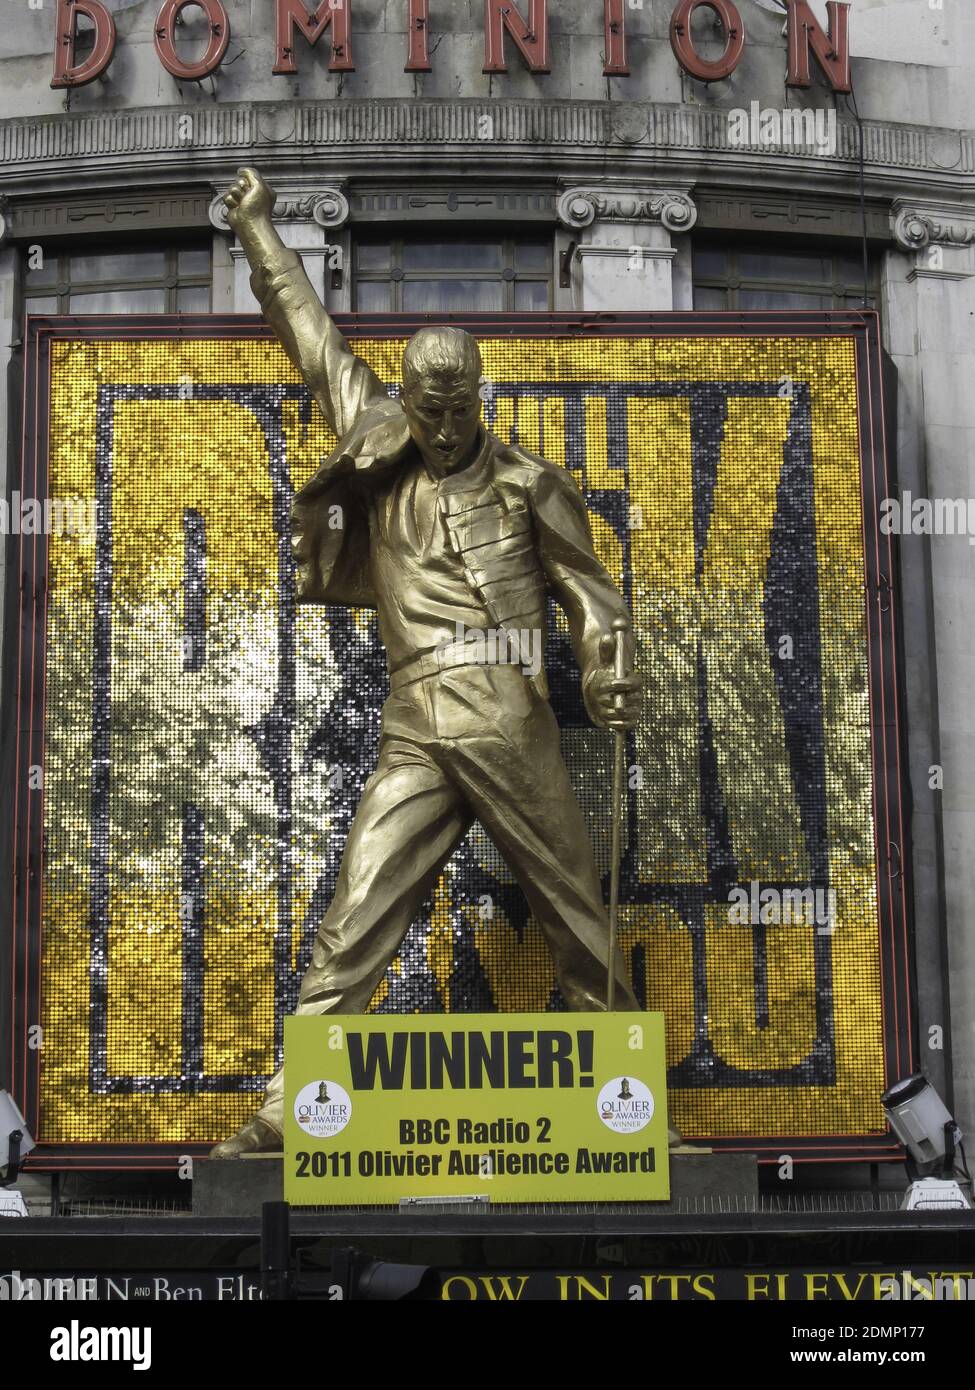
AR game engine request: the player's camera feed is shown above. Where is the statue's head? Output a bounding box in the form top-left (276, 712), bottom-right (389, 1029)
top-left (401, 327), bottom-right (483, 475)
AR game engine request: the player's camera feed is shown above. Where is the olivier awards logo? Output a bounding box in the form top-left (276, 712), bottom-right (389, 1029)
top-left (294, 1080), bottom-right (353, 1139)
top-left (597, 1077), bottom-right (655, 1135)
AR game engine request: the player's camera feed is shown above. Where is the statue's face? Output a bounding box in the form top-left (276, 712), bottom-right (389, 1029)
top-left (402, 376), bottom-right (481, 475)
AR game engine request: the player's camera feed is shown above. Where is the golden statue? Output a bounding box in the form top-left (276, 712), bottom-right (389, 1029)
top-left (211, 168), bottom-right (644, 1158)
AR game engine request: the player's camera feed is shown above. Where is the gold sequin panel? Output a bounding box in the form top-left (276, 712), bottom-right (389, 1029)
top-left (40, 335), bottom-right (883, 1143)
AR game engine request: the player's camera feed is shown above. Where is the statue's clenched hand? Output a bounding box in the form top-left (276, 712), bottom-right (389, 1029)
top-left (584, 632), bottom-right (644, 732)
top-left (224, 167), bottom-right (276, 232)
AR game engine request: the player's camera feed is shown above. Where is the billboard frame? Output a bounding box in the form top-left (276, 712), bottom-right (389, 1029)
top-left (4, 309), bottom-right (911, 1171)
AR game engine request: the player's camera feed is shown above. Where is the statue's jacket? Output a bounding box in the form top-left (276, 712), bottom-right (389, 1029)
top-left (252, 244), bottom-right (631, 714)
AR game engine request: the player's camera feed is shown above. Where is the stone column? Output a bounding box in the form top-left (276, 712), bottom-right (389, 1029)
top-left (555, 185), bottom-right (697, 312)
top-left (888, 198), bottom-right (975, 1139)
top-left (209, 185), bottom-right (351, 314)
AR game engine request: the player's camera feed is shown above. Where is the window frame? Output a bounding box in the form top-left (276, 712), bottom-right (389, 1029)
top-left (691, 239), bottom-right (880, 313)
top-left (21, 239), bottom-right (212, 316)
top-left (352, 232), bottom-right (553, 313)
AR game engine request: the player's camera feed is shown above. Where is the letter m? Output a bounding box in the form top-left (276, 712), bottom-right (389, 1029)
top-left (101, 1328), bottom-right (128, 1359)
top-left (934, 498), bottom-right (967, 536)
top-left (483, 0), bottom-right (550, 73)
top-left (273, 0), bottom-right (354, 74)
top-left (782, 887), bottom-right (814, 925)
top-left (785, 1), bottom-right (851, 93)
top-left (780, 107), bottom-right (815, 151)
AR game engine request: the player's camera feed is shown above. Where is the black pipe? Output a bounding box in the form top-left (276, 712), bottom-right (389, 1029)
top-left (260, 1200), bottom-right (293, 1300)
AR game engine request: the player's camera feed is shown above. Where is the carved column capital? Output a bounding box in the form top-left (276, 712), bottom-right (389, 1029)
top-left (209, 185), bottom-right (350, 234)
top-left (557, 186), bottom-right (697, 235)
top-left (892, 199), bottom-right (975, 251)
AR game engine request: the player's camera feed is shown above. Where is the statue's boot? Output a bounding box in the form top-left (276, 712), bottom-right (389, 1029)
top-left (209, 1116), bottom-right (282, 1160)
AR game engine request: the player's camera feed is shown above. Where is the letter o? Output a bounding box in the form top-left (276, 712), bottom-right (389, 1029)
top-left (670, 0), bottom-right (744, 82)
top-left (154, 0), bottom-right (230, 80)
top-left (441, 1275), bottom-right (479, 1300)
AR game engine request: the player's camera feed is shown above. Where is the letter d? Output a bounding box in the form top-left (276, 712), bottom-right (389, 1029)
top-left (52, 0), bottom-right (117, 88)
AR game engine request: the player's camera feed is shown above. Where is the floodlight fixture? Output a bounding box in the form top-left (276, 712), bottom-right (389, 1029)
top-left (0, 1090), bottom-right (35, 1187)
top-left (882, 1074), bottom-right (973, 1209)
top-left (882, 1074), bottom-right (961, 1172)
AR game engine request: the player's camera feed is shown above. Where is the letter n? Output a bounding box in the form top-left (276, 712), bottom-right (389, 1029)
top-left (274, 0), bottom-right (354, 74)
top-left (603, 0), bottom-right (628, 76)
top-left (405, 0), bottom-right (432, 72)
top-left (483, 0), bottom-right (550, 74)
top-left (785, 0), bottom-right (851, 93)
top-left (51, 0), bottom-right (116, 89)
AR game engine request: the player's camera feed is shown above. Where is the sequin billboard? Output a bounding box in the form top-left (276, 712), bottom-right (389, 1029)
top-left (8, 313), bottom-right (910, 1164)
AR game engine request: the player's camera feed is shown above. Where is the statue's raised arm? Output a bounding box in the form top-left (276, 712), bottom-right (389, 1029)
top-left (224, 168), bottom-right (388, 438)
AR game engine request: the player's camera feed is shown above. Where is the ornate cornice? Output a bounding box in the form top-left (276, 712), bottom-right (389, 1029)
top-left (9, 191), bottom-right (212, 240)
top-left (0, 101), bottom-right (971, 193)
top-left (696, 190), bottom-right (890, 241)
top-left (208, 185), bottom-right (350, 233)
top-left (892, 200), bottom-right (975, 251)
top-left (558, 186), bottom-right (697, 233)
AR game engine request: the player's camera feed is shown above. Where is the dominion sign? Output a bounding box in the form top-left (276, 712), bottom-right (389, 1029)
top-left (8, 310), bottom-right (911, 1165)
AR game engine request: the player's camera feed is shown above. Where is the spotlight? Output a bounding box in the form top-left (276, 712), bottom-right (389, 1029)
top-left (883, 1074), bottom-right (960, 1169)
top-left (0, 1090), bottom-right (35, 1187)
top-left (330, 1248), bottom-right (441, 1301)
top-left (259, 1202), bottom-right (440, 1300)
top-left (882, 1074), bottom-right (972, 1210)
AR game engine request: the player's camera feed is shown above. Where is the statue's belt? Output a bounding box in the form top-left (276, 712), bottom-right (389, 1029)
top-left (388, 638), bottom-right (535, 692)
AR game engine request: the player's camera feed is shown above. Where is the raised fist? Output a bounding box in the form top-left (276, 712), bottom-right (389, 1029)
top-left (223, 167), bottom-right (276, 230)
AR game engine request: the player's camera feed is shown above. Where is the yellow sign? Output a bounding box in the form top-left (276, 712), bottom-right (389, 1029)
top-left (284, 1013), bottom-right (669, 1204)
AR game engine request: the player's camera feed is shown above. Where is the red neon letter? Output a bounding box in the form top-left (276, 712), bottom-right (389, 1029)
top-left (154, 0), bottom-right (230, 81)
top-left (785, 0), bottom-right (851, 93)
top-left (405, 0), bottom-right (431, 72)
top-left (670, 0), bottom-right (744, 83)
top-left (483, 0), bottom-right (549, 74)
top-left (51, 0), bottom-right (116, 89)
top-left (603, 0), bottom-right (628, 77)
top-left (274, 0), bottom-right (354, 75)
